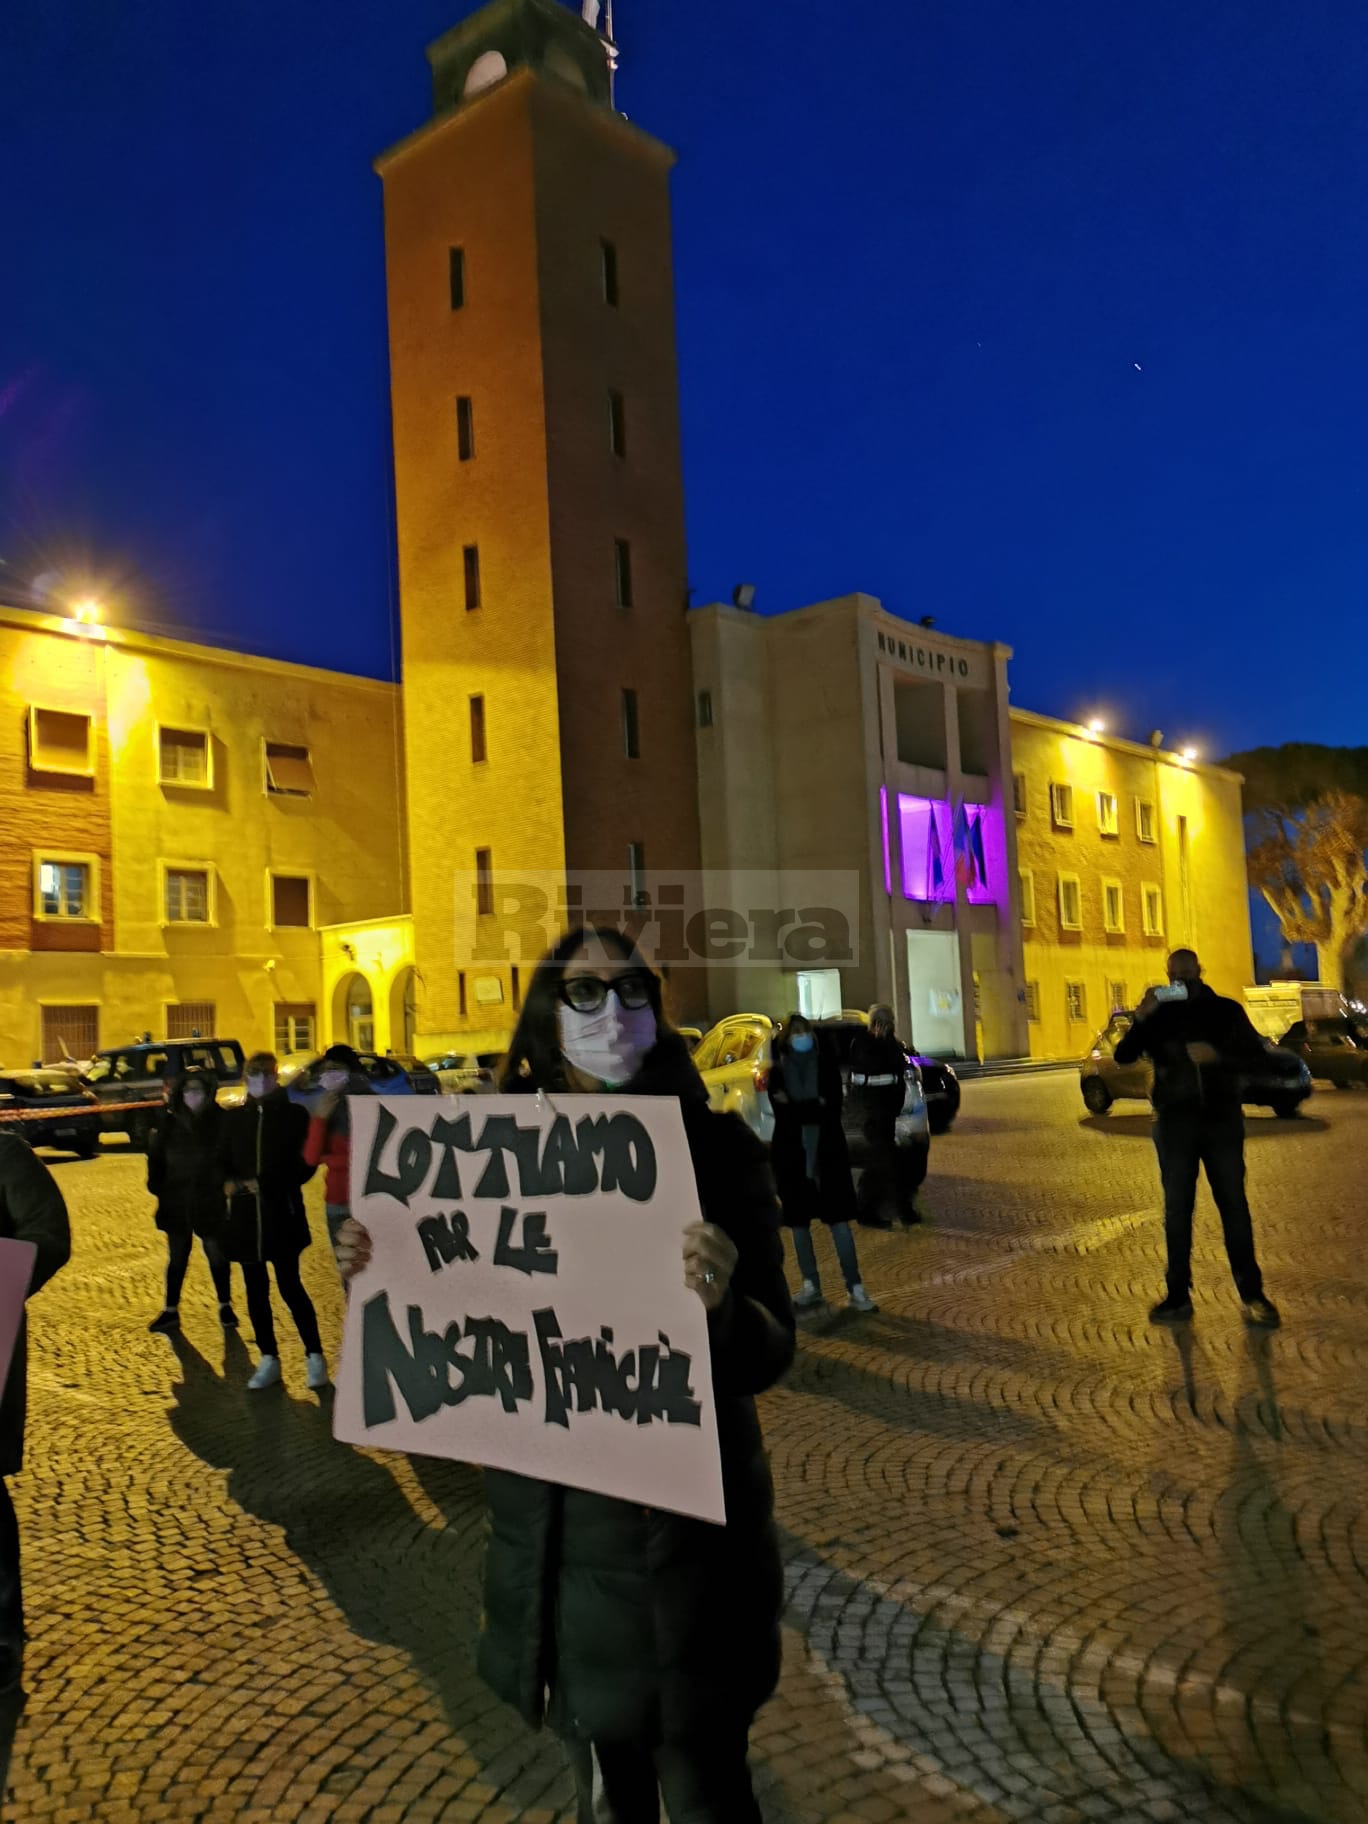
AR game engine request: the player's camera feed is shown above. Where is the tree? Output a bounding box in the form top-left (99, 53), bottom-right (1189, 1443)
top-left (1224, 746), bottom-right (1368, 992)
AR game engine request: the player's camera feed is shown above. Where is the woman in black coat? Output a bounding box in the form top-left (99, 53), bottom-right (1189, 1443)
top-left (0, 1134), bottom-right (70, 1691)
top-left (216, 1051), bottom-right (325, 1394)
top-left (768, 1015), bottom-right (877, 1314)
top-left (146, 1069), bottom-right (237, 1334)
top-left (335, 925), bottom-right (795, 1824)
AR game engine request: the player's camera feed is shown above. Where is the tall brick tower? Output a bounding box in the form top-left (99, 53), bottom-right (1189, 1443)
top-left (378, 0), bottom-right (702, 1047)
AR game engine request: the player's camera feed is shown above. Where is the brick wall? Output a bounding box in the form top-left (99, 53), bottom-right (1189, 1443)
top-left (0, 628), bottom-right (114, 954)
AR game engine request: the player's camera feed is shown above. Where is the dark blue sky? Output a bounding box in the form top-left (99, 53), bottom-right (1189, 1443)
top-left (3, 0), bottom-right (1366, 757)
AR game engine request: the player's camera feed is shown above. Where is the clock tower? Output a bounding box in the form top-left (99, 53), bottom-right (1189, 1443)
top-left (378, 0), bottom-right (702, 1044)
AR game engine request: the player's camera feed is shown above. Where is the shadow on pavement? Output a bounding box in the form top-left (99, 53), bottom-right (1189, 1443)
top-left (784, 1328), bottom-right (1073, 1455)
top-left (1080, 1112), bottom-right (1329, 1140)
top-left (164, 1330), bottom-right (570, 1816)
top-left (1160, 1318), bottom-right (1200, 1415)
top-left (0, 1687), bottom-right (24, 1806)
top-left (1212, 1333), bottom-right (1333, 1813)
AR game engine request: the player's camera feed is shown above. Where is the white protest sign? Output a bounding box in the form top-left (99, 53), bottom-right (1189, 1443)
top-left (333, 1094), bottom-right (726, 1525)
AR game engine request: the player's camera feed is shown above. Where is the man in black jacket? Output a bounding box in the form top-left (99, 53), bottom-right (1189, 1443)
top-left (848, 1005), bottom-right (916, 1228)
top-left (1114, 948), bottom-right (1279, 1327)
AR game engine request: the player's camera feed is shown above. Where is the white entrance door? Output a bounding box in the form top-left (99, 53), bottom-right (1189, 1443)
top-left (905, 930), bottom-right (965, 1056)
top-left (795, 970), bottom-right (843, 1019)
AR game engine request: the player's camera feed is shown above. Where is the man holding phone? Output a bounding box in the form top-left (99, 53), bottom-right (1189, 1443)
top-left (1114, 948), bottom-right (1280, 1328)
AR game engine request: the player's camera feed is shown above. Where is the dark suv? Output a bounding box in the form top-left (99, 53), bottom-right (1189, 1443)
top-left (82, 1039), bottom-right (247, 1147)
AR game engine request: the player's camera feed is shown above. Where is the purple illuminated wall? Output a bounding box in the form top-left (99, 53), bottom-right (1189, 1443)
top-left (882, 793), bottom-right (996, 905)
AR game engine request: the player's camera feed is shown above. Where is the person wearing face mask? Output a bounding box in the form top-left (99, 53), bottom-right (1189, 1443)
top-left (847, 1004), bottom-right (918, 1229)
top-left (302, 1043), bottom-right (374, 1259)
top-left (217, 1051), bottom-right (326, 1392)
top-left (767, 1015), bottom-right (877, 1313)
top-left (334, 925), bottom-right (794, 1824)
top-left (145, 1069), bottom-right (237, 1334)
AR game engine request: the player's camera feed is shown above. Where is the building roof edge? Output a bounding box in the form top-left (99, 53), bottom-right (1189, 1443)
top-left (1009, 705), bottom-right (1244, 782)
top-left (0, 604), bottom-right (398, 697)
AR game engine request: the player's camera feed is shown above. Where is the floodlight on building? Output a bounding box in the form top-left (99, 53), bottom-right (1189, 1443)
top-left (1087, 717), bottom-right (1105, 736)
top-left (1181, 746), bottom-right (1199, 762)
top-left (732, 584), bottom-right (757, 611)
top-left (72, 599), bottom-right (102, 625)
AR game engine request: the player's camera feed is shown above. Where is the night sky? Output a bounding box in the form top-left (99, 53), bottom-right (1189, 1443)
top-left (3, 0), bottom-right (1367, 759)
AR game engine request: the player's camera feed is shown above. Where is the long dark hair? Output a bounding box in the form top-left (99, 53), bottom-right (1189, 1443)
top-left (499, 924), bottom-right (665, 1092)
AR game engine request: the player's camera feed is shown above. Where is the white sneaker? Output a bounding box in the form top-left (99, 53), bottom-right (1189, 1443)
top-left (848, 1285), bottom-right (879, 1314)
top-left (247, 1355), bottom-right (281, 1391)
top-left (793, 1281), bottom-right (825, 1311)
top-left (305, 1352), bottom-right (330, 1391)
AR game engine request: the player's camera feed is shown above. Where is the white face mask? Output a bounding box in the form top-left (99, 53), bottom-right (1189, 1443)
top-left (320, 1070), bottom-right (349, 1094)
top-left (183, 1091), bottom-right (207, 1113)
top-left (558, 997), bottom-right (658, 1088)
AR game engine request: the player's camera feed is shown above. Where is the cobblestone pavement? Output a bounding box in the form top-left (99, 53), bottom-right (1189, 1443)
top-left (8, 1075), bottom-right (1368, 1822)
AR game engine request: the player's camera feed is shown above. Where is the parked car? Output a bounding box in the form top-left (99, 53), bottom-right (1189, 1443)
top-left (691, 1016), bottom-right (778, 1144)
top-left (691, 1013), bottom-right (931, 1192)
top-left (1278, 1017), bottom-right (1368, 1089)
top-left (284, 1051), bottom-right (442, 1114)
top-left (1079, 1012), bottom-right (1312, 1119)
top-left (424, 1051), bottom-right (504, 1093)
top-left (0, 1069), bottom-right (102, 1157)
top-left (676, 1026), bottom-right (703, 1056)
top-left (81, 1038), bottom-right (247, 1147)
top-left (836, 1008), bottom-right (960, 1133)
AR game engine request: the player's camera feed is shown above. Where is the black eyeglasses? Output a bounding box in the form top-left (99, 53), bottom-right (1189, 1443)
top-left (559, 971), bottom-right (654, 1014)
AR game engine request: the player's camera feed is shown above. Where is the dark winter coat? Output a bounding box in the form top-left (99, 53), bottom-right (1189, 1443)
top-left (767, 1042), bottom-right (858, 1228)
top-left (0, 1135), bottom-right (71, 1475)
top-left (1114, 984), bottom-right (1267, 1118)
top-left (147, 1076), bottom-right (225, 1238)
top-left (216, 1089), bottom-right (315, 1264)
top-left (477, 1033), bottom-right (796, 1747)
top-left (847, 1028), bottom-right (908, 1129)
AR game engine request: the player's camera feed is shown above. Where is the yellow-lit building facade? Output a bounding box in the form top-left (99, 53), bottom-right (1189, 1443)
top-left (0, 604), bottom-right (409, 1067)
top-left (1011, 712), bottom-right (1253, 1058)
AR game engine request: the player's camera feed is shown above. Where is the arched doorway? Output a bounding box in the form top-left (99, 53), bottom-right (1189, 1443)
top-left (333, 972), bottom-right (375, 1054)
top-left (389, 967), bottom-right (417, 1057)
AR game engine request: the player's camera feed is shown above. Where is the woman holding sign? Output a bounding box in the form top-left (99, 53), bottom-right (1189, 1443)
top-left (336, 925), bottom-right (794, 1824)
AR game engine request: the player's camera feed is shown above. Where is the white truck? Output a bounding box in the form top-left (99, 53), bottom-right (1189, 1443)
top-left (1242, 982), bottom-right (1342, 1044)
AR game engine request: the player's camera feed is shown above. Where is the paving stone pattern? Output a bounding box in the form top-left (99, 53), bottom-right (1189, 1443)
top-left (7, 1075), bottom-right (1368, 1822)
